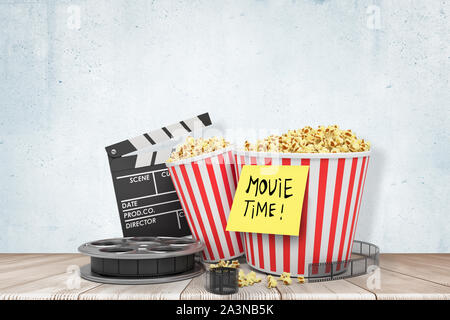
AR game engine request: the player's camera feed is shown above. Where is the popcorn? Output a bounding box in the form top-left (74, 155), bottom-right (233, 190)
top-left (209, 263), bottom-right (219, 270)
top-left (267, 275), bottom-right (278, 288)
top-left (229, 260), bottom-right (240, 269)
top-left (279, 272), bottom-right (292, 285)
top-left (210, 259), bottom-right (237, 269)
top-left (238, 270), bottom-right (262, 287)
top-left (217, 260), bottom-right (229, 268)
top-left (247, 271), bottom-right (262, 285)
top-left (238, 270), bottom-right (248, 287)
top-left (244, 125), bottom-right (370, 153)
top-left (167, 136), bottom-right (230, 162)
top-left (279, 272), bottom-right (291, 280)
top-left (238, 278), bottom-right (248, 288)
top-left (210, 262), bottom-right (304, 289)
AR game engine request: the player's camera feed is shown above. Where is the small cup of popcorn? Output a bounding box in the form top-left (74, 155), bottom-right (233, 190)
top-left (166, 136), bottom-right (244, 262)
top-left (235, 125), bottom-right (371, 277)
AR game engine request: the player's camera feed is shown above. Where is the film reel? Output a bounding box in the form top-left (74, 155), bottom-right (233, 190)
top-left (78, 236), bottom-right (205, 284)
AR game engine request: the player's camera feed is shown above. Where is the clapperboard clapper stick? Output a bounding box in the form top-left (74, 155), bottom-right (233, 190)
top-left (106, 113), bottom-right (212, 237)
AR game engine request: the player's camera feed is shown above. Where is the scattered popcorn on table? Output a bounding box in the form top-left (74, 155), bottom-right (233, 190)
top-left (238, 270), bottom-right (248, 287)
top-left (279, 272), bottom-right (292, 285)
top-left (244, 125), bottom-right (370, 153)
top-left (238, 270), bottom-right (262, 287)
top-left (238, 278), bottom-right (248, 288)
top-left (247, 271), bottom-right (262, 284)
top-left (267, 275), bottom-right (278, 288)
top-left (237, 271), bottom-right (246, 286)
top-left (167, 136), bottom-right (230, 162)
top-left (210, 260), bottom-right (305, 289)
top-left (279, 272), bottom-right (291, 280)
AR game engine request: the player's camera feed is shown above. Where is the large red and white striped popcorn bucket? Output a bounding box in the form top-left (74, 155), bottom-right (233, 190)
top-left (166, 147), bottom-right (244, 262)
top-left (234, 150), bottom-right (370, 277)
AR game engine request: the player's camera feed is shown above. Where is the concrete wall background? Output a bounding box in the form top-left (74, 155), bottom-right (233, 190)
top-left (0, 0), bottom-right (449, 253)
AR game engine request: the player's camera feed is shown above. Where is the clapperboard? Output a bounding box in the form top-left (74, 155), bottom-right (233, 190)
top-left (106, 113), bottom-right (212, 237)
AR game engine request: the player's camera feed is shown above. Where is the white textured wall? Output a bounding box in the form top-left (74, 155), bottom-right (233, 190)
top-left (0, 0), bottom-right (449, 253)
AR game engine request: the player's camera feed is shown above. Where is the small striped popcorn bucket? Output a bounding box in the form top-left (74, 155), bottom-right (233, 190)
top-left (166, 147), bottom-right (244, 262)
top-left (234, 150), bottom-right (370, 277)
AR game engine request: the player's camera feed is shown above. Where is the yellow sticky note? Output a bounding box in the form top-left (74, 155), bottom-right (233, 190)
top-left (226, 165), bottom-right (309, 236)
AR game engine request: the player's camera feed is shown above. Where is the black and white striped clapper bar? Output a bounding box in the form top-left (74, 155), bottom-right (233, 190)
top-left (105, 113), bottom-right (212, 237)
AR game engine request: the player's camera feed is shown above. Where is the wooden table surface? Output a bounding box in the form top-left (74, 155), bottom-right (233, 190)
top-left (0, 254), bottom-right (449, 300)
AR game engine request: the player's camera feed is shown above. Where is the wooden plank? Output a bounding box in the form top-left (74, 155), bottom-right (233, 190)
top-left (0, 254), bottom-right (79, 273)
top-left (346, 268), bottom-right (450, 300)
top-left (275, 252), bottom-right (374, 300)
top-left (380, 254), bottom-right (450, 287)
top-left (382, 254), bottom-right (450, 269)
top-left (0, 260), bottom-right (101, 300)
top-left (427, 254), bottom-right (450, 264)
top-left (0, 275), bottom-right (101, 300)
top-left (180, 263), bottom-right (281, 300)
top-left (79, 280), bottom-right (192, 300)
top-left (0, 255), bottom-right (90, 290)
top-left (0, 254), bottom-right (46, 264)
top-left (277, 279), bottom-right (375, 300)
top-left (0, 253), bottom-right (189, 300)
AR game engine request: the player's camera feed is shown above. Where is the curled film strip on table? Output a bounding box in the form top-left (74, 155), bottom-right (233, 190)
top-left (307, 240), bottom-right (379, 282)
top-left (78, 236), bottom-right (205, 284)
top-left (205, 267), bottom-right (239, 295)
top-left (106, 113), bottom-right (212, 238)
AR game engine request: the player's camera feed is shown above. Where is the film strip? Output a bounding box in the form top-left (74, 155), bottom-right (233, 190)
top-left (307, 240), bottom-right (379, 282)
top-left (106, 113), bottom-right (212, 237)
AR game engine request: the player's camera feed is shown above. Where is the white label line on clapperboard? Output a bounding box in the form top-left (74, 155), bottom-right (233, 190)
top-left (176, 211), bottom-right (181, 229)
top-left (152, 172), bottom-right (158, 194)
top-left (115, 168), bottom-right (169, 180)
top-left (124, 209), bottom-right (181, 223)
top-left (122, 199), bottom-right (180, 212)
top-left (120, 190), bottom-right (177, 203)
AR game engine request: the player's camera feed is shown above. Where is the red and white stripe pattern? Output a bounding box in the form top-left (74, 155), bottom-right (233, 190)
top-left (167, 149), bottom-right (244, 262)
top-left (235, 151), bottom-right (370, 277)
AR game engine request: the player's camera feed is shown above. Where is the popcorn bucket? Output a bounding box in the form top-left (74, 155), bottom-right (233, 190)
top-left (234, 150), bottom-right (370, 277)
top-left (166, 147), bottom-right (244, 262)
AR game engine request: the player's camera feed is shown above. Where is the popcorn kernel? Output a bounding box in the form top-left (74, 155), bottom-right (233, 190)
top-left (267, 275), bottom-right (278, 289)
